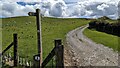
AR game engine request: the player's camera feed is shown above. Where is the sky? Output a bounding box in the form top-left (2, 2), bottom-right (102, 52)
top-left (0, 0), bottom-right (120, 19)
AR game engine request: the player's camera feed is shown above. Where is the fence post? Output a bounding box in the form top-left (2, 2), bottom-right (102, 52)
top-left (36, 9), bottom-right (42, 67)
top-left (54, 39), bottom-right (64, 68)
top-left (13, 33), bottom-right (18, 67)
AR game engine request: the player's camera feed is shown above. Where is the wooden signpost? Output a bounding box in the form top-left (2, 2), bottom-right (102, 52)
top-left (28, 9), bottom-right (42, 67)
top-left (28, 9), bottom-right (64, 68)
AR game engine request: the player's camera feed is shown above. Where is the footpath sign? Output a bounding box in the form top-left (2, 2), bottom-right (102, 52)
top-left (33, 54), bottom-right (40, 62)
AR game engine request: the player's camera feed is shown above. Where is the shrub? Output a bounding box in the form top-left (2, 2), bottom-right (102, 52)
top-left (88, 20), bottom-right (120, 37)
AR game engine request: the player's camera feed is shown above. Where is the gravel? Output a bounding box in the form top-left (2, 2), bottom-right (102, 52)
top-left (65, 25), bottom-right (118, 66)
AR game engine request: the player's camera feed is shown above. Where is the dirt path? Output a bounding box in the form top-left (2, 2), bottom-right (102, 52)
top-left (64, 25), bottom-right (118, 66)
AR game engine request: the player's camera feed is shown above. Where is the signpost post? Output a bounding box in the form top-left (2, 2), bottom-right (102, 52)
top-left (28, 9), bottom-right (42, 68)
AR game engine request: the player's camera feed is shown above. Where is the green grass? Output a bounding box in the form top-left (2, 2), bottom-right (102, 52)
top-left (1, 16), bottom-right (119, 67)
top-left (84, 28), bottom-right (119, 52)
top-left (1, 16), bottom-right (90, 61)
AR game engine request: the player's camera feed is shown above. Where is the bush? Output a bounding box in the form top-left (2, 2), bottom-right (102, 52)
top-left (88, 20), bottom-right (120, 37)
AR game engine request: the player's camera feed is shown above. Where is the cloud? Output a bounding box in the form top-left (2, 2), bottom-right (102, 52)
top-left (0, 0), bottom-right (120, 19)
top-left (118, 1), bottom-right (120, 17)
top-left (1, 0), bottom-right (41, 2)
top-left (0, 1), bottom-right (40, 17)
top-left (40, 0), bottom-right (67, 17)
top-left (39, 0), bottom-right (120, 19)
top-left (49, 2), bottom-right (66, 17)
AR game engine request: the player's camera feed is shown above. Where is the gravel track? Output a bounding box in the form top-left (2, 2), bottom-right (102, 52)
top-left (64, 25), bottom-right (118, 66)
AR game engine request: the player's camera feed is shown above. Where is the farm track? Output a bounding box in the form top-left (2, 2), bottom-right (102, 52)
top-left (64, 25), bottom-right (118, 66)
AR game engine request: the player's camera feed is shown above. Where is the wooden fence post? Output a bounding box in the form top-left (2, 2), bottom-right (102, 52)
top-left (36, 9), bottom-right (42, 67)
top-left (13, 33), bottom-right (18, 67)
top-left (54, 39), bottom-right (64, 68)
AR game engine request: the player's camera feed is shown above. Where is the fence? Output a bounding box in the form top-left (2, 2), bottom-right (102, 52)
top-left (1, 33), bottom-right (18, 67)
top-left (41, 39), bottom-right (64, 68)
top-left (1, 33), bottom-right (64, 68)
top-left (2, 52), bottom-right (33, 67)
top-left (1, 33), bottom-right (33, 67)
top-left (1, 9), bottom-right (64, 68)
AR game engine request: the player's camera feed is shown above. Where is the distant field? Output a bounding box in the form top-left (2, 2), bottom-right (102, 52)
top-left (84, 28), bottom-right (119, 52)
top-left (1, 16), bottom-right (90, 61)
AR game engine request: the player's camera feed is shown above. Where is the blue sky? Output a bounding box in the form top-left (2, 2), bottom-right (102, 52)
top-left (0, 0), bottom-right (120, 19)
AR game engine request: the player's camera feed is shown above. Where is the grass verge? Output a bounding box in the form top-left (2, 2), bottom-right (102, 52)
top-left (83, 28), bottom-right (119, 52)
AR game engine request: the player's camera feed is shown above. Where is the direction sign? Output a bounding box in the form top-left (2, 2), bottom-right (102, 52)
top-left (28, 12), bottom-right (36, 16)
top-left (33, 54), bottom-right (40, 61)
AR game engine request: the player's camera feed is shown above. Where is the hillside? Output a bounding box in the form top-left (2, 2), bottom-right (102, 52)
top-left (1, 16), bottom-right (90, 62)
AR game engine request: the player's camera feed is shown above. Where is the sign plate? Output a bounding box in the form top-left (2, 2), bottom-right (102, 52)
top-left (28, 12), bottom-right (36, 16)
top-left (33, 54), bottom-right (40, 61)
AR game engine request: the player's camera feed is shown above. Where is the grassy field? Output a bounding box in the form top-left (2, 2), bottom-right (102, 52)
top-left (1, 16), bottom-right (90, 62)
top-left (84, 18), bottom-right (119, 52)
top-left (2, 16), bottom-right (119, 67)
top-left (84, 28), bottom-right (119, 52)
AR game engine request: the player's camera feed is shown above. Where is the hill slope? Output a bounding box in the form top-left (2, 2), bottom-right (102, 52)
top-left (1, 16), bottom-right (90, 61)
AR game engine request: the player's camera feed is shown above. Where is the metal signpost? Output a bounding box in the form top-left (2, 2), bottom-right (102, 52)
top-left (28, 9), bottom-right (42, 67)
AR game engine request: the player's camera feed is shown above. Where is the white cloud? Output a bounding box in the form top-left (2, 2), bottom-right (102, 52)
top-left (1, 0), bottom-right (41, 2)
top-left (38, 0), bottom-right (120, 19)
top-left (0, 0), bottom-right (120, 19)
top-left (49, 1), bottom-right (66, 17)
top-left (0, 1), bottom-right (40, 17)
top-left (40, 0), bottom-right (67, 17)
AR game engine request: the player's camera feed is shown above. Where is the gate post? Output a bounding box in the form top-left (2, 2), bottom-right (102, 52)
top-left (13, 33), bottom-right (18, 67)
top-left (55, 39), bottom-right (64, 68)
